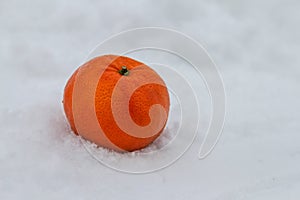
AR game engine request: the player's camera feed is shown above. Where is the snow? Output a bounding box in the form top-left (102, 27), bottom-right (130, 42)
top-left (1, 0), bottom-right (300, 199)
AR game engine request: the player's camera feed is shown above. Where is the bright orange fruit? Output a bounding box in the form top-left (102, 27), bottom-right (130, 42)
top-left (63, 55), bottom-right (170, 152)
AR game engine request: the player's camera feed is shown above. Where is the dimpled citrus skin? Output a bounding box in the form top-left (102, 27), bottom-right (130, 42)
top-left (63, 55), bottom-right (170, 152)
top-left (63, 69), bottom-right (79, 134)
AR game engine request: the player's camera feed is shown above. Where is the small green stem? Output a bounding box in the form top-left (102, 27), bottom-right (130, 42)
top-left (119, 66), bottom-right (129, 76)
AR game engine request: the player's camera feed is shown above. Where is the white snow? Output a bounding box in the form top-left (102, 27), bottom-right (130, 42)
top-left (1, 0), bottom-right (300, 199)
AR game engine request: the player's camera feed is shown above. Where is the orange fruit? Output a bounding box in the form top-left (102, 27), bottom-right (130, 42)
top-left (63, 55), bottom-right (170, 152)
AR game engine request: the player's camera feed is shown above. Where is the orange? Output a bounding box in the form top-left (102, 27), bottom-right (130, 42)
top-left (63, 55), bottom-right (170, 152)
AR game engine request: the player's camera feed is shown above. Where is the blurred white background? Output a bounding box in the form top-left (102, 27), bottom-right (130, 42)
top-left (0, 0), bottom-right (299, 199)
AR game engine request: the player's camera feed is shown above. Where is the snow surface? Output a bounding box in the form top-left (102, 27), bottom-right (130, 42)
top-left (1, 0), bottom-right (300, 199)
